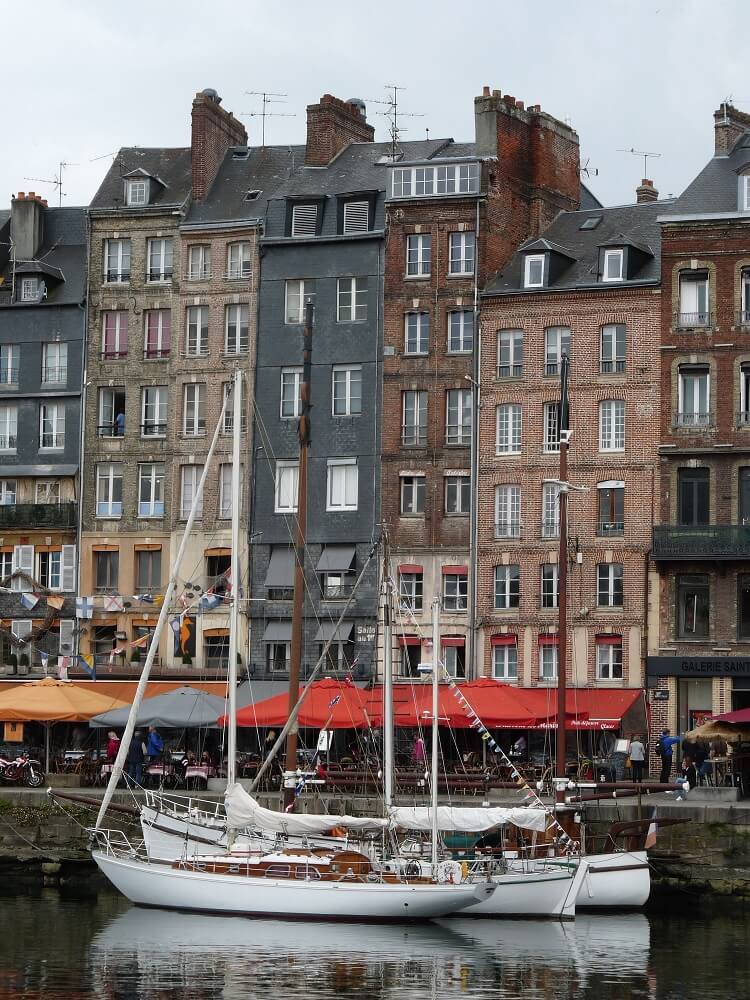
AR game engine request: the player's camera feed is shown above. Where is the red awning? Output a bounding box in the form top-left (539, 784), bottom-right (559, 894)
top-left (441, 636), bottom-right (465, 647)
top-left (538, 635), bottom-right (559, 646)
top-left (399, 564), bottom-right (423, 574)
top-left (398, 635), bottom-right (421, 647)
top-left (226, 679), bottom-right (373, 730)
top-left (520, 688), bottom-right (644, 731)
top-left (714, 706), bottom-right (750, 725)
top-left (441, 565), bottom-right (468, 575)
top-left (491, 634), bottom-right (517, 646)
top-left (362, 679), bottom-right (540, 729)
top-left (595, 634), bottom-right (622, 645)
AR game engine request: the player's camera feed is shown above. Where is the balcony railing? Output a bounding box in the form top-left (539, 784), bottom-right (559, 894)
top-left (147, 270), bottom-right (173, 283)
top-left (674, 311), bottom-right (713, 329)
top-left (738, 411), bottom-right (750, 427)
top-left (41, 366), bottom-right (67, 384)
top-left (598, 520), bottom-right (624, 537)
top-left (105, 271), bottom-right (130, 284)
top-left (0, 368), bottom-right (19, 387)
top-left (738, 310), bottom-right (750, 326)
top-left (675, 411), bottom-right (711, 427)
top-left (141, 423), bottom-right (167, 437)
top-left (98, 423), bottom-right (125, 438)
top-left (653, 524), bottom-right (750, 560)
top-left (541, 519), bottom-right (560, 539)
top-left (0, 501), bottom-right (77, 529)
top-left (143, 348), bottom-right (170, 360)
top-left (497, 364), bottom-right (523, 378)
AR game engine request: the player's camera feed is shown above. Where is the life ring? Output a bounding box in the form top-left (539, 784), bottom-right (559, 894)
top-left (436, 860), bottom-right (463, 885)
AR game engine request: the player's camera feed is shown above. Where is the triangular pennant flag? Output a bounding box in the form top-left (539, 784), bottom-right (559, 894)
top-left (20, 592), bottom-right (39, 610)
top-left (77, 654), bottom-right (95, 679)
top-left (46, 594), bottom-right (65, 610)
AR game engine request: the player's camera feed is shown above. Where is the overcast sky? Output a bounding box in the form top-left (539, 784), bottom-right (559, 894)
top-left (4, 0), bottom-right (748, 210)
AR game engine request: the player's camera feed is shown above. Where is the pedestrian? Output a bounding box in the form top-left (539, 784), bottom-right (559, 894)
top-left (629, 734), bottom-right (646, 783)
top-left (146, 725), bottom-right (164, 761)
top-left (106, 730), bottom-right (120, 763)
top-left (264, 729), bottom-right (277, 758)
top-left (658, 728), bottom-right (681, 783)
top-left (411, 735), bottom-right (426, 766)
top-left (511, 734), bottom-right (527, 758)
top-left (693, 739), bottom-right (711, 783)
top-left (126, 731), bottom-right (145, 785)
top-left (674, 755), bottom-right (697, 800)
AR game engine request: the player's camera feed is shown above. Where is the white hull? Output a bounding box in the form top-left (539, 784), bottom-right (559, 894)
top-left (92, 850), bottom-right (494, 922)
top-left (543, 852), bottom-right (650, 909)
top-left (462, 860), bottom-right (587, 920)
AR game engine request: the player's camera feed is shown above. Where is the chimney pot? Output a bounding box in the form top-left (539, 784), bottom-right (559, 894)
top-left (28, 192), bottom-right (35, 199)
top-left (504, 94), bottom-right (515, 105)
top-left (636, 178), bottom-right (658, 203)
top-left (492, 89), bottom-right (501, 97)
top-left (516, 100), bottom-right (524, 111)
top-left (483, 86), bottom-right (491, 97)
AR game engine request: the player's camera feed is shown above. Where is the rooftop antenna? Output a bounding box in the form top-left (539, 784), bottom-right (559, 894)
top-left (24, 160), bottom-right (78, 207)
top-left (368, 85), bottom-right (425, 161)
top-left (580, 156), bottom-right (599, 179)
top-left (243, 91), bottom-right (296, 147)
top-left (617, 146), bottom-right (661, 178)
top-left (90, 151), bottom-right (119, 163)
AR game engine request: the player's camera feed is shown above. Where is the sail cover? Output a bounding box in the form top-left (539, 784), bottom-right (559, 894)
top-left (225, 782), bottom-right (388, 833)
top-left (388, 805), bottom-right (549, 834)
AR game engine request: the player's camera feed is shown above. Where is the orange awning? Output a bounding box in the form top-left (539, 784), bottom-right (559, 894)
top-left (0, 677), bottom-right (129, 722)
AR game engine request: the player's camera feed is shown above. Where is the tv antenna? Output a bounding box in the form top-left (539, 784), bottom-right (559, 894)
top-left (617, 147), bottom-right (661, 177)
top-left (24, 160), bottom-right (79, 206)
top-left (243, 91), bottom-right (296, 147)
top-left (580, 156), bottom-right (599, 179)
top-left (367, 85), bottom-right (425, 161)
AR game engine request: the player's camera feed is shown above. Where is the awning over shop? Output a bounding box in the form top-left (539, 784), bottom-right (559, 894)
top-left (263, 621), bottom-right (292, 642)
top-left (226, 678), bottom-right (372, 729)
top-left (313, 621), bottom-right (354, 643)
top-left (398, 635), bottom-right (421, 647)
top-left (519, 687), bottom-right (644, 731)
top-left (265, 547), bottom-right (295, 589)
top-left (316, 545), bottom-right (355, 572)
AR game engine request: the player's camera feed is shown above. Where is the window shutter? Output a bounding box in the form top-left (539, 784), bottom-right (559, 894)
top-left (61, 544), bottom-right (76, 592)
top-left (343, 201), bottom-right (369, 234)
top-left (59, 619), bottom-right (75, 655)
top-left (291, 204), bottom-right (318, 237)
top-left (12, 544), bottom-right (34, 591)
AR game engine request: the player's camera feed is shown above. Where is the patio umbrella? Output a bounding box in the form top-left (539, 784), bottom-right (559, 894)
top-left (226, 678), bottom-right (373, 730)
top-left (0, 677), bottom-right (129, 770)
top-left (90, 685), bottom-right (230, 729)
top-left (683, 719), bottom-right (750, 742)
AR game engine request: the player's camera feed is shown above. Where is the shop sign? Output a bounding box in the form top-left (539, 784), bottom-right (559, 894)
top-left (356, 624), bottom-right (376, 644)
top-left (647, 656), bottom-right (750, 678)
top-left (653, 690), bottom-right (670, 701)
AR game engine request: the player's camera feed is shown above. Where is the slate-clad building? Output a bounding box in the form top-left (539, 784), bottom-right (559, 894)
top-left (0, 195), bottom-right (85, 673)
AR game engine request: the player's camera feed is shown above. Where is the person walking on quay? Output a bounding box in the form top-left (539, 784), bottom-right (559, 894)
top-left (146, 725), bottom-right (164, 761)
top-left (658, 729), bottom-right (681, 783)
top-left (126, 731), bottom-right (145, 785)
top-left (629, 734), bottom-right (646, 782)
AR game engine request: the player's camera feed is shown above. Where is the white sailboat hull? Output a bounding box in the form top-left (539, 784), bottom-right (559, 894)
top-left (462, 861), bottom-right (587, 920)
top-left (92, 850), bottom-right (494, 922)
top-left (570, 851), bottom-right (650, 909)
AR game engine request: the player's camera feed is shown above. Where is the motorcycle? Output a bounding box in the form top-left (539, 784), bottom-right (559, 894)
top-left (0, 752), bottom-right (45, 787)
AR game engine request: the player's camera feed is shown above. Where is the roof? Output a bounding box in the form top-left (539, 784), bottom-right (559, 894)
top-left (484, 198), bottom-right (671, 296)
top-left (90, 147), bottom-right (192, 211)
top-left (0, 206), bottom-right (86, 307)
top-left (665, 131), bottom-right (750, 216)
top-left (580, 182), bottom-right (602, 211)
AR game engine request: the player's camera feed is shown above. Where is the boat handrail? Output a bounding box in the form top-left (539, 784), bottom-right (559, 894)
top-left (90, 827), bottom-right (148, 859)
top-left (144, 788), bottom-right (225, 821)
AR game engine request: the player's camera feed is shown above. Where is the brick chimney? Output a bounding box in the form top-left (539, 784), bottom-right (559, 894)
top-left (11, 192), bottom-right (46, 261)
top-left (191, 88), bottom-right (247, 202)
top-left (714, 102), bottom-right (750, 155)
top-left (636, 178), bottom-right (658, 203)
top-left (305, 94), bottom-right (375, 166)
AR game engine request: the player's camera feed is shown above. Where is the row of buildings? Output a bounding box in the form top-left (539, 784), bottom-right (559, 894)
top-left (3, 85), bottom-right (750, 737)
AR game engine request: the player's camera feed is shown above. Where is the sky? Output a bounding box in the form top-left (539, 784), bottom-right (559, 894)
top-left (3, 0), bottom-right (749, 210)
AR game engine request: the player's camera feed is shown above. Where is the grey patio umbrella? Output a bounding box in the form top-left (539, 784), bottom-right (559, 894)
top-left (88, 685), bottom-right (230, 729)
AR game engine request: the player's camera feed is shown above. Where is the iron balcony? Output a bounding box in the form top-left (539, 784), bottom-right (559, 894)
top-left (652, 524), bottom-right (750, 560)
top-left (0, 501), bottom-right (78, 530)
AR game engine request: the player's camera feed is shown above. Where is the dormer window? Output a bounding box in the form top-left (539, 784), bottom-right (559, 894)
top-left (523, 254), bottom-right (545, 289)
top-left (291, 203), bottom-right (319, 238)
top-left (20, 277), bottom-right (38, 302)
top-left (126, 179), bottom-right (148, 206)
top-left (602, 249), bottom-right (624, 282)
top-left (342, 200), bottom-right (370, 235)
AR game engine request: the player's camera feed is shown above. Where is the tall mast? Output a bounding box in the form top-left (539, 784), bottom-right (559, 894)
top-left (555, 354), bottom-right (570, 805)
top-left (430, 594), bottom-right (440, 868)
top-left (283, 301), bottom-right (313, 810)
top-left (226, 369), bottom-right (243, 788)
top-left (382, 529), bottom-right (394, 809)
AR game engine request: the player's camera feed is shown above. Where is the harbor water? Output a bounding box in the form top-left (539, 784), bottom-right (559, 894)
top-left (2, 885), bottom-right (749, 999)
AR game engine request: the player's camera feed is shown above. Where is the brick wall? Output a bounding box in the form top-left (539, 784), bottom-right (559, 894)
top-left (191, 91), bottom-right (247, 202)
top-left (305, 94), bottom-right (375, 167)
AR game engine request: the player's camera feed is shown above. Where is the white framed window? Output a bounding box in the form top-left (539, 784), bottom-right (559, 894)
top-left (39, 402), bottom-right (64, 449)
top-left (36, 549), bottom-right (61, 591)
top-left (599, 399), bottom-right (625, 451)
top-left (138, 463), bottom-right (164, 517)
top-left (404, 312), bottom-right (429, 354)
top-left (226, 242), bottom-right (252, 280)
top-left (327, 458), bottom-right (358, 512)
top-left (219, 463), bottom-right (234, 519)
top-left (337, 277), bottom-right (368, 322)
top-left (96, 463), bottom-right (122, 517)
top-left (342, 200), bottom-right (369, 234)
top-left (545, 327), bottom-right (570, 376)
top-left (59, 619), bottom-right (75, 655)
top-left (180, 464), bottom-right (204, 519)
top-left (42, 342), bottom-right (67, 384)
top-left (596, 638), bottom-right (623, 679)
top-left (597, 563), bottom-right (624, 608)
top-left (448, 310), bottom-right (473, 353)
top-left (442, 571), bottom-right (468, 611)
top-left (401, 475), bottom-right (425, 515)
top-left (600, 324), bottom-right (626, 373)
top-left (332, 366), bottom-right (362, 416)
top-left (0, 479), bottom-right (16, 505)
top-left (20, 277), bottom-right (38, 301)
top-left (495, 484), bottom-right (521, 538)
top-left (448, 232), bottom-right (475, 275)
top-left (146, 238), bottom-right (173, 282)
top-left (492, 641), bottom-right (518, 680)
top-left (543, 402), bottom-right (560, 453)
top-left (497, 330), bottom-right (523, 378)
top-left (0, 550), bottom-right (12, 578)
top-left (542, 482), bottom-right (560, 539)
top-left (0, 345), bottom-right (18, 386)
top-left (285, 279), bottom-right (314, 324)
top-left (126, 178), bottom-right (147, 206)
top-left (539, 642), bottom-right (558, 680)
top-left (406, 234), bottom-right (431, 276)
top-left (391, 162), bottom-right (480, 198)
top-left (541, 564), bottom-right (559, 609)
top-left (183, 383), bottom-right (206, 437)
top-left (97, 386), bottom-right (125, 438)
top-left (291, 204), bottom-right (318, 238)
top-left (144, 310), bottom-right (171, 359)
top-left (141, 386), bottom-right (167, 437)
top-left (185, 306), bottom-right (209, 356)
top-left (0, 404), bottom-right (17, 451)
top-left (399, 571), bottom-right (423, 612)
top-left (11, 545), bottom-right (34, 592)
top-left (598, 481), bottom-right (625, 537)
top-left (494, 565), bottom-right (520, 610)
top-left (678, 367), bottom-right (710, 427)
top-left (446, 388), bottom-right (472, 445)
top-left (35, 480), bottom-right (59, 504)
top-left (102, 311), bottom-right (128, 359)
top-left (678, 272), bottom-right (710, 327)
top-left (186, 244), bottom-right (211, 280)
top-left (222, 381), bottom-right (247, 435)
top-left (280, 368), bottom-right (303, 418)
top-left (104, 239), bottom-right (131, 283)
top-left (224, 303), bottom-right (249, 354)
top-left (602, 248), bottom-right (624, 282)
top-left (136, 549), bottom-right (161, 593)
top-left (275, 460), bottom-right (299, 513)
top-left (496, 403), bottom-right (522, 455)
top-left (402, 390), bottom-right (427, 446)
top-left (523, 254), bottom-right (545, 288)
top-left (267, 640), bottom-right (291, 673)
top-left (445, 474), bottom-right (470, 515)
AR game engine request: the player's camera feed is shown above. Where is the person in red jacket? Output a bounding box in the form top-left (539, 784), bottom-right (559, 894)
top-left (106, 731), bottom-right (120, 763)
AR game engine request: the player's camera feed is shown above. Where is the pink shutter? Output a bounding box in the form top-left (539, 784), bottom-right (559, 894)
top-left (119, 312), bottom-right (128, 355)
top-left (161, 310), bottom-right (171, 353)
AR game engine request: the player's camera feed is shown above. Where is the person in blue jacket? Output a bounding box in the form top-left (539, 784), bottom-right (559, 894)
top-left (146, 725), bottom-right (164, 761)
top-left (658, 729), bottom-right (681, 783)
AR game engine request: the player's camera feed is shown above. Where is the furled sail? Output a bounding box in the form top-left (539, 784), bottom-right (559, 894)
top-left (225, 782), bottom-right (389, 833)
top-left (388, 805), bottom-right (549, 834)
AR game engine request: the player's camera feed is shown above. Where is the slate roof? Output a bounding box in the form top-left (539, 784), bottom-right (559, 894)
top-left (0, 205), bottom-right (86, 307)
top-left (90, 147), bottom-right (192, 211)
top-left (665, 132), bottom-right (750, 215)
top-left (484, 198), bottom-right (671, 296)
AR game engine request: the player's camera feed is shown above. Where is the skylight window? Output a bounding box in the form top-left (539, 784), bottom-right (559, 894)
top-left (244, 189), bottom-right (261, 202)
top-left (580, 216), bottom-right (602, 230)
